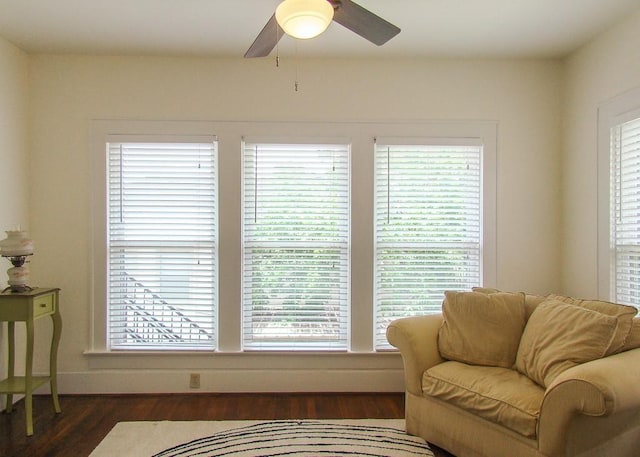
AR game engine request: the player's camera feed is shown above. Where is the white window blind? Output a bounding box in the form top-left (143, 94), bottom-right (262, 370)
top-left (242, 141), bottom-right (350, 350)
top-left (374, 142), bottom-right (482, 348)
top-left (107, 140), bottom-right (217, 350)
top-left (610, 117), bottom-right (640, 309)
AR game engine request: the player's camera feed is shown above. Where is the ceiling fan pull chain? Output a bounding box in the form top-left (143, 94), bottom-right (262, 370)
top-left (276, 23), bottom-right (280, 67)
top-left (294, 41), bottom-right (300, 92)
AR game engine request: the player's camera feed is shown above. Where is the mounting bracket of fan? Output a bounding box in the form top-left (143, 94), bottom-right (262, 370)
top-left (244, 0), bottom-right (400, 58)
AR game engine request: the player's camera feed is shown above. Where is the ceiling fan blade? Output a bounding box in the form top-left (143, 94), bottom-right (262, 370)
top-left (244, 14), bottom-right (284, 58)
top-left (332, 0), bottom-right (400, 46)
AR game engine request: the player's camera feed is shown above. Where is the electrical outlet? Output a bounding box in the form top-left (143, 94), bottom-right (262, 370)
top-left (189, 373), bottom-right (201, 389)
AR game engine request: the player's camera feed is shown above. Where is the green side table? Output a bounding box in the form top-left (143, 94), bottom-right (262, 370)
top-left (0, 287), bottom-right (62, 436)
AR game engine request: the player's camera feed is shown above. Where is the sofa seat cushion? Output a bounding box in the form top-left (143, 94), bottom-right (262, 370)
top-left (422, 361), bottom-right (544, 438)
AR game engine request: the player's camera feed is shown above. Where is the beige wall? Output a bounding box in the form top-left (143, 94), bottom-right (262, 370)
top-left (24, 54), bottom-right (563, 392)
top-left (0, 37), bottom-right (29, 258)
top-left (0, 36), bottom-right (29, 381)
top-left (562, 9), bottom-right (640, 298)
top-left (0, 3), bottom-right (635, 397)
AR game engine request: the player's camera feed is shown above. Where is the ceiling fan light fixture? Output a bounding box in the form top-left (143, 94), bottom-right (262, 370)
top-left (275, 0), bottom-right (334, 40)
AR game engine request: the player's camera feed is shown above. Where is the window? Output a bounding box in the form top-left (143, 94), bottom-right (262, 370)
top-left (106, 139), bottom-right (218, 350)
top-left (374, 140), bottom-right (483, 348)
top-left (242, 141), bottom-right (350, 350)
top-left (91, 120), bottom-right (495, 359)
top-left (598, 87), bottom-right (640, 310)
top-left (609, 116), bottom-right (640, 308)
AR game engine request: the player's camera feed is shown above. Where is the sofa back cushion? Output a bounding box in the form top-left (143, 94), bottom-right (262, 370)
top-left (471, 286), bottom-right (546, 320)
top-left (438, 291), bottom-right (526, 368)
top-left (515, 300), bottom-right (618, 387)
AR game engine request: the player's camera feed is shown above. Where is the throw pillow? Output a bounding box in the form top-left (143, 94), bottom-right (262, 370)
top-left (621, 318), bottom-right (640, 352)
top-left (438, 290), bottom-right (526, 368)
top-left (515, 300), bottom-right (618, 387)
top-left (546, 294), bottom-right (638, 355)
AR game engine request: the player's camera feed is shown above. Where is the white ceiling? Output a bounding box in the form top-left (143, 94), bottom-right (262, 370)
top-left (0, 0), bottom-right (638, 59)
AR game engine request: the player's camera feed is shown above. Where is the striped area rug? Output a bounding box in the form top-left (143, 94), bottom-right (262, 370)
top-left (90, 419), bottom-right (433, 456)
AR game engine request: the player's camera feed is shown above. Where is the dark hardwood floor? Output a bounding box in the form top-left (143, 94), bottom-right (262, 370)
top-left (0, 393), bottom-right (454, 457)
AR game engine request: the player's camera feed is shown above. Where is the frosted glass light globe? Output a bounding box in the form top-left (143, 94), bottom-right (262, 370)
top-left (276, 0), bottom-right (334, 40)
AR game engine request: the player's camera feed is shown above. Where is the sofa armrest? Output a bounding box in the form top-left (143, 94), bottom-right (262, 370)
top-left (386, 314), bottom-right (445, 395)
top-left (538, 347), bottom-right (640, 456)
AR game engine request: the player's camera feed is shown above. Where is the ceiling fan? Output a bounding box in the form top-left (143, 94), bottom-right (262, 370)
top-left (244, 0), bottom-right (401, 58)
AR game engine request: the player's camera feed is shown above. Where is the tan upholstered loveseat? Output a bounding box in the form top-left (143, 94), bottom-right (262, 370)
top-left (386, 289), bottom-right (640, 457)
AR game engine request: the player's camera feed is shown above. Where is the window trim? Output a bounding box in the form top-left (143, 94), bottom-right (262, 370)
top-left (373, 137), bottom-right (485, 349)
top-left (89, 120), bottom-right (222, 353)
top-left (241, 139), bottom-right (352, 351)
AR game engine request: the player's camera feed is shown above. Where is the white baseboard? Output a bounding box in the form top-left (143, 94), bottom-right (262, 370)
top-left (27, 351), bottom-right (406, 395)
top-left (32, 350), bottom-right (405, 394)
